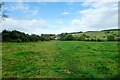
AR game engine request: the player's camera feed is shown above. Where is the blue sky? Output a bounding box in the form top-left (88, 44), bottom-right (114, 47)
top-left (5, 2), bottom-right (87, 20)
top-left (1, 1), bottom-right (118, 34)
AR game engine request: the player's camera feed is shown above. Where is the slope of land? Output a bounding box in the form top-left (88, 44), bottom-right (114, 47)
top-left (71, 29), bottom-right (120, 40)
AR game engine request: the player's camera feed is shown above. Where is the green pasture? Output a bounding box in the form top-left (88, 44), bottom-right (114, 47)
top-left (2, 41), bottom-right (119, 78)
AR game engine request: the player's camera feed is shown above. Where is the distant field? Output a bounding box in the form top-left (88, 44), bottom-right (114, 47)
top-left (72, 30), bottom-right (119, 40)
top-left (2, 41), bottom-right (119, 78)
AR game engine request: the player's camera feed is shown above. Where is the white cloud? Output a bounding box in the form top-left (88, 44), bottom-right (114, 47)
top-left (1, 18), bottom-right (49, 34)
top-left (1, 18), bottom-right (73, 34)
top-left (10, 2), bottom-right (29, 11)
top-left (1, 18), bottom-right (80, 34)
top-left (72, 2), bottom-right (118, 31)
top-left (62, 12), bottom-right (70, 15)
top-left (56, 27), bottom-right (78, 33)
top-left (7, 2), bottom-right (39, 16)
top-left (1, 1), bottom-right (118, 34)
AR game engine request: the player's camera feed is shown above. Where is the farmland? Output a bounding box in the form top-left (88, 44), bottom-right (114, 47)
top-left (72, 29), bottom-right (120, 40)
top-left (2, 41), bottom-right (119, 78)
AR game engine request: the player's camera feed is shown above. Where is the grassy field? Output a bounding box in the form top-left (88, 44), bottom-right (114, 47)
top-left (72, 30), bottom-right (119, 40)
top-left (2, 41), bottom-right (119, 78)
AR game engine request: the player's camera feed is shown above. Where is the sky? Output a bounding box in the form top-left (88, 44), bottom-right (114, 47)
top-left (1, 0), bottom-right (118, 35)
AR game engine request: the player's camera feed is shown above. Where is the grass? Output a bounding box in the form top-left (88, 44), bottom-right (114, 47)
top-left (2, 41), bottom-right (119, 78)
top-left (73, 30), bottom-right (119, 40)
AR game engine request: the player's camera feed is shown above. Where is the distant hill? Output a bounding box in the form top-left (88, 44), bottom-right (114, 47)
top-left (68, 29), bottom-right (120, 40)
top-left (1, 29), bottom-right (120, 42)
top-left (101, 29), bottom-right (120, 31)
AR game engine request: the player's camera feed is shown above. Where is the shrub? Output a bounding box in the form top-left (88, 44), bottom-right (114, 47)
top-left (86, 35), bottom-right (90, 38)
top-left (103, 36), bottom-right (106, 38)
top-left (85, 39), bottom-right (90, 41)
top-left (76, 36), bottom-right (85, 41)
top-left (90, 38), bottom-right (96, 41)
top-left (107, 35), bottom-right (115, 41)
top-left (64, 34), bottom-right (74, 41)
top-left (15, 38), bottom-right (22, 43)
top-left (58, 33), bottom-right (68, 41)
top-left (96, 39), bottom-right (102, 42)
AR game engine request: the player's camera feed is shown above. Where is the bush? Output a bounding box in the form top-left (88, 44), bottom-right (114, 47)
top-left (85, 39), bottom-right (90, 41)
top-left (40, 34), bottom-right (52, 41)
top-left (107, 35), bottom-right (115, 41)
top-left (90, 38), bottom-right (96, 41)
top-left (58, 33), bottom-right (68, 41)
top-left (96, 38), bottom-right (103, 42)
top-left (64, 34), bottom-right (74, 41)
top-left (15, 38), bottom-right (22, 43)
top-left (103, 36), bottom-right (106, 38)
top-left (86, 35), bottom-right (90, 38)
top-left (76, 36), bottom-right (85, 41)
top-left (2, 30), bottom-right (41, 42)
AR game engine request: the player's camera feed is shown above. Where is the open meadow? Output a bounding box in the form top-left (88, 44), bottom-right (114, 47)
top-left (2, 41), bottom-right (119, 78)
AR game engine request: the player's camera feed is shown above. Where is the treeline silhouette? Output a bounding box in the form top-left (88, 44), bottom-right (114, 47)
top-left (1, 30), bottom-right (120, 42)
top-left (1, 30), bottom-right (56, 42)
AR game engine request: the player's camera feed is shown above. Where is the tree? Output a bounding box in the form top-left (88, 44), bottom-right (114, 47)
top-left (82, 34), bottom-right (87, 37)
top-left (64, 34), bottom-right (74, 41)
top-left (2, 30), bottom-right (41, 42)
top-left (96, 38), bottom-right (102, 42)
top-left (0, 2), bottom-right (8, 20)
top-left (75, 34), bottom-right (86, 41)
top-left (30, 34), bottom-right (41, 42)
top-left (40, 34), bottom-right (51, 41)
top-left (58, 33), bottom-right (68, 41)
top-left (75, 36), bottom-right (85, 41)
top-left (107, 35), bottom-right (115, 41)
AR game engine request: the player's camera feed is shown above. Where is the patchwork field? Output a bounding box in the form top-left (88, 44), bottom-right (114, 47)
top-left (2, 41), bottom-right (119, 78)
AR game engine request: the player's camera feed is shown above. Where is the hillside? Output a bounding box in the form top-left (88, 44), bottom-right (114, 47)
top-left (70, 29), bottom-right (120, 41)
top-left (1, 29), bottom-right (120, 42)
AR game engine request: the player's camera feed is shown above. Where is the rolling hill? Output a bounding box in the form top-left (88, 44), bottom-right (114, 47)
top-left (69, 29), bottom-right (120, 40)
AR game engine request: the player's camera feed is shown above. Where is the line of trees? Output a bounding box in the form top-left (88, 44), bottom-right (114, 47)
top-left (57, 33), bottom-right (86, 41)
top-left (1, 30), bottom-right (56, 42)
top-left (57, 32), bottom-right (120, 41)
top-left (1, 30), bottom-right (120, 42)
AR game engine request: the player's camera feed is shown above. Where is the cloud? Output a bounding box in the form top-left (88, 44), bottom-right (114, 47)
top-left (62, 12), bottom-right (70, 15)
top-left (1, 18), bottom-right (80, 34)
top-left (1, 18), bottom-right (73, 34)
top-left (10, 2), bottom-right (29, 11)
top-left (1, 18), bottom-right (49, 34)
top-left (1, 1), bottom-right (118, 34)
top-left (55, 27), bottom-right (78, 33)
top-left (7, 2), bottom-right (39, 16)
top-left (72, 2), bottom-right (118, 31)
